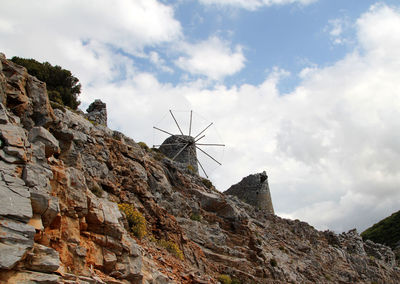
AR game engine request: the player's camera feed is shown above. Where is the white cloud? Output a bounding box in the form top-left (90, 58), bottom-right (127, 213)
top-left (175, 36), bottom-right (246, 80)
top-left (0, 0), bottom-right (182, 85)
top-left (85, 3), bottom-right (400, 233)
top-left (149, 51), bottom-right (174, 73)
top-left (1, 1), bottom-right (400, 234)
top-left (199, 0), bottom-right (317, 10)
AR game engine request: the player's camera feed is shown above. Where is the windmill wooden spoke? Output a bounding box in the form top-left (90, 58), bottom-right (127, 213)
top-left (169, 110), bottom-right (184, 135)
top-left (189, 110), bottom-right (193, 136)
top-left (196, 146), bottom-right (222, 166)
top-left (155, 110), bottom-right (224, 177)
top-left (172, 143), bottom-right (189, 160)
top-left (153, 143), bottom-right (187, 147)
top-left (196, 143), bottom-right (225, 146)
top-left (153, 126), bottom-right (188, 144)
top-left (194, 135), bottom-right (206, 143)
top-left (196, 157), bottom-right (208, 178)
top-left (194, 122), bottom-right (213, 139)
top-left (153, 126), bottom-right (174, 136)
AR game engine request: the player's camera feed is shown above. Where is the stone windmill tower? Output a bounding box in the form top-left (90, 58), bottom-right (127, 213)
top-left (224, 171), bottom-right (274, 214)
top-left (153, 110), bottom-right (224, 177)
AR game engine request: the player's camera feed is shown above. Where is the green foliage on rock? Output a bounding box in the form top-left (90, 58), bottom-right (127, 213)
top-left (361, 210), bottom-right (400, 249)
top-left (118, 203), bottom-right (147, 239)
top-left (10, 56), bottom-right (81, 109)
top-left (218, 274), bottom-right (232, 284)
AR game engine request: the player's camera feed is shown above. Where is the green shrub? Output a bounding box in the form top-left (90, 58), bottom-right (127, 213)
top-left (217, 274), bottom-right (232, 284)
top-left (187, 164), bottom-right (195, 173)
top-left (11, 56), bottom-right (81, 109)
top-left (137, 142), bottom-right (149, 152)
top-left (190, 213), bottom-right (202, 222)
top-left (118, 203), bottom-right (147, 239)
top-left (150, 237), bottom-right (183, 260)
top-left (201, 178), bottom-right (213, 189)
top-left (231, 278), bottom-right (241, 284)
top-left (270, 258), bottom-right (278, 267)
top-left (361, 210), bottom-right (400, 249)
top-left (152, 151), bottom-right (165, 161)
top-left (90, 184), bottom-right (103, 198)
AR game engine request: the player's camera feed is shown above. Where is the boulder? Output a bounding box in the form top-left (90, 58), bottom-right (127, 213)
top-left (25, 243), bottom-right (60, 272)
top-left (28, 127), bottom-right (60, 157)
top-left (0, 124), bottom-right (28, 148)
top-left (0, 180), bottom-right (32, 222)
top-left (4, 270), bottom-right (61, 284)
top-left (0, 217), bottom-right (35, 269)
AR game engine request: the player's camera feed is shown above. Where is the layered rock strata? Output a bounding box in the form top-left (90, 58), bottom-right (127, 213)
top-left (0, 54), bottom-right (399, 283)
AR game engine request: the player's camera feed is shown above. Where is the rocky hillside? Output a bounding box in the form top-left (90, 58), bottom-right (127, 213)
top-left (0, 53), bottom-right (399, 283)
top-left (361, 210), bottom-right (400, 261)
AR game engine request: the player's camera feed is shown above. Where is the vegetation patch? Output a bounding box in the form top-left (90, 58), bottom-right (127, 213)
top-left (270, 258), bottom-right (278, 267)
top-left (11, 56), bottom-right (81, 109)
top-left (361, 210), bottom-right (400, 249)
top-left (90, 184), bottom-right (103, 198)
top-left (201, 177), bottom-right (213, 189)
top-left (217, 274), bottom-right (232, 284)
top-left (190, 213), bottom-right (202, 222)
top-left (118, 203), bottom-right (147, 239)
top-left (149, 236), bottom-right (184, 260)
top-left (138, 141), bottom-right (150, 152)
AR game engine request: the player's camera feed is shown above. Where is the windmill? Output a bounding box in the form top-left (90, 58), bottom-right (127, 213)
top-left (153, 110), bottom-right (225, 178)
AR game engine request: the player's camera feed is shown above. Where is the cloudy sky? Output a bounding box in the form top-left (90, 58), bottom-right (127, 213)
top-left (1, 0), bottom-right (400, 233)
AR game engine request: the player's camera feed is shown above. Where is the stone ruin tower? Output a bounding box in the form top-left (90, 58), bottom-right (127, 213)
top-left (154, 110), bottom-right (224, 178)
top-left (159, 135), bottom-right (199, 174)
top-left (224, 171), bottom-right (274, 214)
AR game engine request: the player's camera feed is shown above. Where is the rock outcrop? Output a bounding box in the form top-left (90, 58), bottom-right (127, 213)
top-left (0, 54), bottom-right (399, 283)
top-left (85, 99), bottom-right (107, 126)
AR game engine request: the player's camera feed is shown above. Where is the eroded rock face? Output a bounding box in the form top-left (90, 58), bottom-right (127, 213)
top-left (86, 99), bottom-right (107, 126)
top-left (0, 54), bottom-right (399, 284)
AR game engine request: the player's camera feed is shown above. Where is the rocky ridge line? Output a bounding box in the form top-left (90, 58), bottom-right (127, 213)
top-left (0, 53), bottom-right (399, 283)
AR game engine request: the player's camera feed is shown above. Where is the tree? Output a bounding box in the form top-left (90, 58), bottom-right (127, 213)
top-left (11, 57), bottom-right (81, 110)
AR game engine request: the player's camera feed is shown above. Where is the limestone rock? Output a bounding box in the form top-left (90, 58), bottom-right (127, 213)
top-left (41, 195), bottom-right (59, 227)
top-left (28, 126), bottom-right (60, 157)
top-left (0, 55), bottom-right (54, 129)
top-left (86, 99), bottom-right (107, 126)
top-left (0, 179), bottom-right (32, 222)
top-left (0, 217), bottom-right (35, 269)
top-left (25, 243), bottom-right (60, 272)
top-left (224, 171), bottom-right (274, 214)
top-left (3, 270), bottom-right (61, 284)
top-left (0, 54), bottom-right (399, 284)
top-left (0, 124), bottom-right (28, 148)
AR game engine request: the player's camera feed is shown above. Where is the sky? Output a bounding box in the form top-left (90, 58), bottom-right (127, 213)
top-left (1, 0), bottom-right (400, 233)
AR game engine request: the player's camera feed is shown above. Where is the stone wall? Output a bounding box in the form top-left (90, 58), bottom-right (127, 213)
top-left (159, 135), bottom-right (198, 174)
top-left (224, 171), bottom-right (274, 214)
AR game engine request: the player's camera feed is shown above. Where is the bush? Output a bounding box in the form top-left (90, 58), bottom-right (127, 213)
top-left (218, 274), bottom-right (232, 284)
top-left (270, 258), bottom-right (278, 267)
top-left (152, 238), bottom-right (184, 260)
top-left (201, 178), bottom-right (213, 189)
top-left (11, 56), bottom-right (81, 109)
top-left (190, 213), bottom-right (202, 222)
top-left (90, 184), bottom-right (103, 198)
top-left (138, 141), bottom-right (149, 152)
top-left (361, 210), bottom-right (400, 249)
top-left (118, 203), bottom-right (147, 239)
